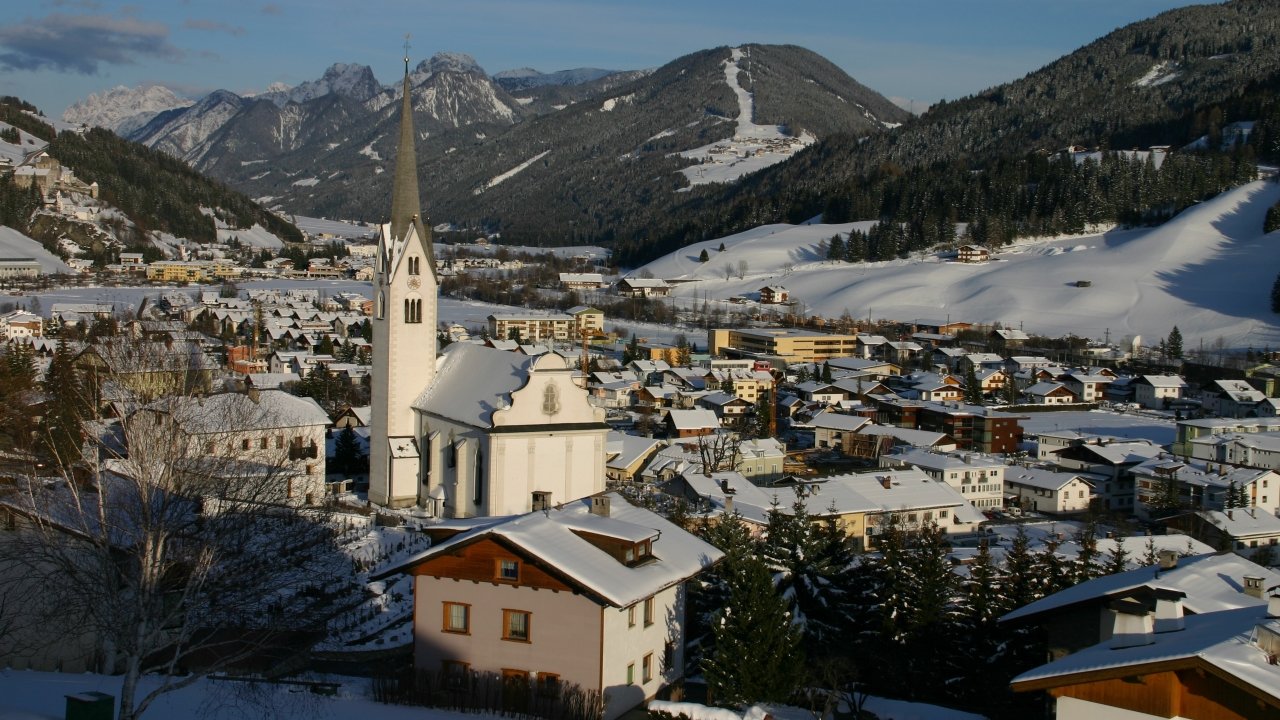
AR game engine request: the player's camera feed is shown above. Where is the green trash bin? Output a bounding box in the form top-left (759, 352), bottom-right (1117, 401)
top-left (65, 691), bottom-right (114, 720)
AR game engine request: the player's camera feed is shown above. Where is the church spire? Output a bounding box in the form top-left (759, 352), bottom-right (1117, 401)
top-left (389, 41), bottom-right (429, 252)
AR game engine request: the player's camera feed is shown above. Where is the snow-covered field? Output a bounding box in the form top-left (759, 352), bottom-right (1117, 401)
top-left (291, 215), bottom-right (378, 240)
top-left (216, 223), bottom-right (285, 251)
top-left (636, 178), bottom-right (1280, 349)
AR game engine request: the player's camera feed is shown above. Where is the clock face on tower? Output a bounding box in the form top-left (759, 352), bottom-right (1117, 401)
top-left (407, 277), bottom-right (421, 290)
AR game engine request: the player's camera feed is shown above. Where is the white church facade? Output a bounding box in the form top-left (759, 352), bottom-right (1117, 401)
top-left (368, 57), bottom-right (608, 515)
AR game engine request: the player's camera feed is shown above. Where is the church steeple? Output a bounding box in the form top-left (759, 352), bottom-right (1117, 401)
top-left (389, 46), bottom-right (431, 259)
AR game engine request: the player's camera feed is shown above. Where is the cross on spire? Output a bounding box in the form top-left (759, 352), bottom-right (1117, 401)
top-left (403, 34), bottom-right (411, 73)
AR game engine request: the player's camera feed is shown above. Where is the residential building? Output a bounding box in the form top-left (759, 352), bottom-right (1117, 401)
top-left (559, 272), bottom-right (606, 290)
top-left (1051, 440), bottom-right (1162, 513)
top-left (1024, 381), bottom-right (1078, 404)
top-left (1007, 554), bottom-right (1280, 720)
top-left (1130, 456), bottom-right (1280, 520)
top-left (616, 278), bottom-right (671, 298)
top-left (709, 327), bottom-right (860, 364)
top-left (0, 310), bottom-right (42, 340)
top-left (488, 313), bottom-right (574, 343)
top-left (668, 468), bottom-right (985, 551)
top-left (567, 306), bottom-right (605, 337)
top-left (376, 494), bottom-right (722, 720)
top-left (1132, 374), bottom-right (1188, 409)
top-left (758, 285), bottom-right (789, 304)
top-left (1004, 467), bottom-right (1094, 514)
top-left (880, 447), bottom-right (1006, 509)
top-left (1166, 509), bottom-right (1280, 560)
top-left (956, 244), bottom-right (990, 263)
top-left (1174, 417), bottom-right (1280, 457)
top-left (1199, 379), bottom-right (1267, 418)
top-left (1186, 432), bottom-right (1280, 471)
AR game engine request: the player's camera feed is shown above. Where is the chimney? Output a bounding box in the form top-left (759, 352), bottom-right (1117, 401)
top-left (1158, 549), bottom-right (1178, 571)
top-left (723, 493), bottom-right (734, 515)
top-left (1244, 575), bottom-right (1265, 599)
top-left (879, 475), bottom-right (892, 490)
top-left (1109, 598), bottom-right (1155, 649)
top-left (1152, 590), bottom-right (1186, 633)
top-left (1269, 593), bottom-right (1280, 619)
top-left (590, 496), bottom-right (611, 517)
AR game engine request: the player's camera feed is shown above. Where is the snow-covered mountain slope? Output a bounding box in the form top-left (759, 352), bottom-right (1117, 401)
top-left (678, 46), bottom-right (815, 187)
top-left (61, 85), bottom-right (193, 136)
top-left (637, 179), bottom-right (1280, 350)
top-left (0, 120), bottom-right (47, 163)
top-left (0, 226), bottom-right (73, 273)
top-left (130, 89), bottom-right (246, 162)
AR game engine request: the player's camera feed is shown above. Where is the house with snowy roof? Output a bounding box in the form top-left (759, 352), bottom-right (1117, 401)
top-left (374, 493), bottom-right (722, 720)
top-left (1024, 381), bottom-right (1079, 405)
top-left (1004, 467), bottom-right (1094, 515)
top-left (1050, 439), bottom-right (1163, 513)
top-left (880, 447), bottom-right (1006, 510)
top-left (1185, 431), bottom-right (1280, 471)
top-left (1008, 557), bottom-right (1280, 720)
top-left (1199, 379), bottom-right (1267, 418)
top-left (668, 468), bottom-right (984, 551)
top-left (1132, 374), bottom-right (1188, 409)
top-left (1166, 509), bottom-right (1280, 561)
top-left (1129, 456), bottom-right (1280, 520)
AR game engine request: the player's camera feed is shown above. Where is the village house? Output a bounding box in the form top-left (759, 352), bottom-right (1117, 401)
top-left (956, 244), bottom-right (990, 263)
top-left (1024, 381), bottom-right (1079, 405)
top-left (695, 392), bottom-right (753, 427)
top-left (559, 272), bottom-right (607, 290)
top-left (1199, 379), bottom-right (1267, 418)
top-left (880, 447), bottom-right (1006, 510)
top-left (1130, 456), bottom-right (1280, 520)
top-left (1007, 554), bottom-right (1280, 720)
top-left (1004, 467), bottom-right (1094, 515)
top-left (1132, 374), bottom-right (1188, 409)
top-left (0, 310), bottom-right (42, 340)
top-left (808, 409), bottom-right (872, 449)
top-left (1173, 417), bottom-right (1280, 456)
top-left (1185, 432), bottom-right (1280, 471)
top-left (1060, 372), bottom-right (1113, 403)
top-left (758, 285), bottom-right (789, 304)
top-left (605, 432), bottom-right (666, 486)
top-left (1050, 439), bottom-right (1162, 514)
top-left (375, 494), bottom-right (722, 720)
top-left (662, 409), bottom-right (720, 438)
top-left (668, 468), bottom-right (985, 551)
top-left (1166, 509), bottom-right (1280, 560)
top-left (616, 278), bottom-right (672, 298)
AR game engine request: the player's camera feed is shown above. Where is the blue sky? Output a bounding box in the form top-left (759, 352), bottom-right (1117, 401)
top-left (2, 0), bottom-right (1207, 118)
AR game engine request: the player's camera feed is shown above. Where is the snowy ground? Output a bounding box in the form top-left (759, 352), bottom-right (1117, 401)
top-left (216, 223), bottom-right (285, 251)
top-left (0, 669), bottom-right (481, 720)
top-left (1016, 409), bottom-right (1176, 447)
top-left (677, 47), bottom-right (815, 187)
top-left (636, 178), bottom-right (1280, 350)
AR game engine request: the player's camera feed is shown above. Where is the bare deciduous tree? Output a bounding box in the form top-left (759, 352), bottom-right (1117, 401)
top-left (0, 348), bottom-right (341, 720)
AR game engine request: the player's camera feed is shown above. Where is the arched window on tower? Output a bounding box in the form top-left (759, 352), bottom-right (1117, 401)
top-left (404, 297), bottom-right (422, 323)
top-left (408, 256), bottom-right (419, 275)
top-left (376, 291), bottom-right (385, 319)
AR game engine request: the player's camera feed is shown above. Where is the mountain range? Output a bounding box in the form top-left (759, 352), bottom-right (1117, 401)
top-left (61, 45), bottom-right (908, 247)
top-left (53, 0), bottom-right (1280, 267)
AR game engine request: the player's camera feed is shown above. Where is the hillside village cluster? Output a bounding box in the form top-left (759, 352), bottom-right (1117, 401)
top-left (5, 69), bottom-right (1280, 720)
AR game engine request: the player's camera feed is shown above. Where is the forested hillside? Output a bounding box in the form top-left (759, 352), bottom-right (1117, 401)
top-left (611, 0), bottom-right (1280, 265)
top-left (46, 127), bottom-right (301, 244)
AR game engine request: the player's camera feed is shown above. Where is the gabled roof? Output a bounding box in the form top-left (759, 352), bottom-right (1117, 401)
top-left (808, 410), bottom-right (871, 432)
top-left (379, 493), bottom-right (722, 608)
top-left (1011, 605), bottom-right (1280, 705)
top-left (1005, 466), bottom-right (1091, 492)
top-left (1001, 552), bottom-right (1280, 623)
top-left (665, 408), bottom-right (720, 430)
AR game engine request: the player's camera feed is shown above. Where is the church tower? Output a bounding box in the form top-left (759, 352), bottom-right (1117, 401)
top-left (369, 52), bottom-right (438, 508)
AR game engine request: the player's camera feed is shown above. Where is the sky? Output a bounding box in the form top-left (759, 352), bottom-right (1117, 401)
top-left (1, 0), bottom-right (1211, 119)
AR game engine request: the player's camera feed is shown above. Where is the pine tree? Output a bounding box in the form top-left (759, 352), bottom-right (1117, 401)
top-left (1166, 326), bottom-right (1184, 359)
top-left (1104, 537), bottom-right (1131, 574)
top-left (821, 361), bottom-right (833, 383)
top-left (702, 553), bottom-right (803, 707)
top-left (761, 489), bottom-right (858, 656)
top-left (1074, 521), bottom-right (1101, 581)
top-left (964, 363), bottom-right (982, 405)
top-left (1002, 525), bottom-right (1040, 609)
top-left (331, 426), bottom-right (365, 476)
top-left (754, 392), bottom-right (773, 439)
top-left (827, 233), bottom-right (845, 262)
top-left (1141, 535), bottom-right (1161, 566)
top-left (40, 338), bottom-right (89, 466)
top-left (698, 248), bottom-right (710, 263)
top-left (1002, 373), bottom-right (1019, 405)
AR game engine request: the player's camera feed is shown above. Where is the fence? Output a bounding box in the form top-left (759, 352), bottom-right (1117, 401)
top-left (372, 667), bottom-right (604, 720)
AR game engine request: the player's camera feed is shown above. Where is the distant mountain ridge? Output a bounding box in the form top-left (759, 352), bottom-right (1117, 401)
top-left (62, 85), bottom-right (193, 138)
top-left (493, 67), bottom-right (619, 91)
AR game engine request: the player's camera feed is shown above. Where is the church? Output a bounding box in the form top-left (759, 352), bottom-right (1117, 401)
top-left (368, 57), bottom-right (608, 515)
